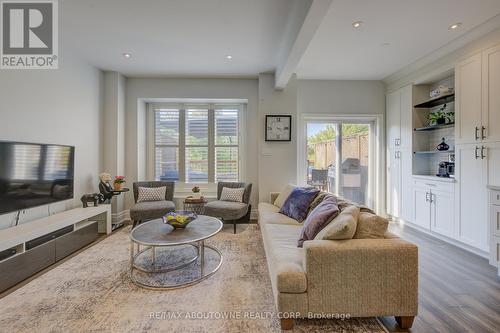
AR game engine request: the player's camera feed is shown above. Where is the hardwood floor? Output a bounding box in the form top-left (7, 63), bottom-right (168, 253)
top-left (379, 223), bottom-right (500, 333)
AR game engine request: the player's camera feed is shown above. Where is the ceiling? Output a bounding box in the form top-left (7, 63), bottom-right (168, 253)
top-left (61, 0), bottom-right (301, 77)
top-left (62, 0), bottom-right (500, 81)
top-left (296, 0), bottom-right (500, 80)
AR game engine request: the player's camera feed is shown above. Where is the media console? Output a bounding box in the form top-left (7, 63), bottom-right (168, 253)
top-left (0, 205), bottom-right (111, 293)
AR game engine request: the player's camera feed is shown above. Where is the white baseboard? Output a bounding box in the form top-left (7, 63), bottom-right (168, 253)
top-left (251, 208), bottom-right (258, 220)
top-left (112, 210), bottom-right (130, 224)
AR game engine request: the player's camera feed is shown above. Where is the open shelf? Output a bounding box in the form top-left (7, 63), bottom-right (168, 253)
top-left (414, 93), bottom-right (455, 108)
top-left (413, 150), bottom-right (455, 155)
top-left (414, 123), bottom-right (455, 132)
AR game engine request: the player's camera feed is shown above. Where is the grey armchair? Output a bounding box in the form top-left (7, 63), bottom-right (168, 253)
top-left (204, 182), bottom-right (252, 233)
top-left (130, 181), bottom-right (176, 227)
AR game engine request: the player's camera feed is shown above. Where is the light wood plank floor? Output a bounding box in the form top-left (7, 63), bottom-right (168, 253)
top-left (380, 223), bottom-right (500, 333)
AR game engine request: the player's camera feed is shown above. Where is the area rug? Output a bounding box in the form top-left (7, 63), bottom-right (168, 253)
top-left (0, 224), bottom-right (387, 333)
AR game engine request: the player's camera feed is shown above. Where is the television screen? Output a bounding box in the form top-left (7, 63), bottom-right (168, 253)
top-left (0, 141), bottom-right (75, 215)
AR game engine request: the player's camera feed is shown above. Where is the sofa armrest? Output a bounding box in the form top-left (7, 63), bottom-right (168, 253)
top-left (303, 239), bottom-right (418, 317)
top-left (270, 192), bottom-right (280, 205)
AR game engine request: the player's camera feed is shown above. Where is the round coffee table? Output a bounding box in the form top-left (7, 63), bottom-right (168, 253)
top-left (129, 215), bottom-right (223, 290)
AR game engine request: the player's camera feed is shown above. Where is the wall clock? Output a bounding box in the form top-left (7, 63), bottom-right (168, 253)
top-left (265, 115), bottom-right (291, 141)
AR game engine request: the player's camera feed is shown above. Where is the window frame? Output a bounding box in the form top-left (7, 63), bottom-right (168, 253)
top-left (147, 102), bottom-right (245, 193)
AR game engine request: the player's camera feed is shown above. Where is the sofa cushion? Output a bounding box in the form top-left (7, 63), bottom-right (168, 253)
top-left (298, 196), bottom-right (340, 247)
top-left (279, 187), bottom-right (320, 222)
top-left (263, 224), bottom-right (307, 293)
top-left (258, 210), bottom-right (302, 227)
top-left (307, 191), bottom-right (330, 216)
top-left (353, 212), bottom-right (389, 239)
top-left (129, 200), bottom-right (175, 221)
top-left (273, 184), bottom-right (296, 208)
top-left (204, 200), bottom-right (248, 220)
top-left (258, 202), bottom-right (280, 214)
top-left (315, 205), bottom-right (359, 240)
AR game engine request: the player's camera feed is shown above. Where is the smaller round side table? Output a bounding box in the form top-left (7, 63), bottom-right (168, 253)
top-left (183, 197), bottom-right (207, 214)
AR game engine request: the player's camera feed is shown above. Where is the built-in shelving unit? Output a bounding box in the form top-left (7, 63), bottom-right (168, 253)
top-left (413, 150), bottom-right (455, 155)
top-left (414, 93), bottom-right (455, 108)
top-left (414, 123), bottom-right (455, 132)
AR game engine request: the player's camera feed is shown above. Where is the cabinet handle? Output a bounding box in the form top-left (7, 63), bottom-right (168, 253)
top-left (474, 146), bottom-right (479, 159)
top-left (395, 138), bottom-right (400, 146)
top-left (430, 193), bottom-right (434, 203)
top-left (475, 126), bottom-right (480, 141)
top-left (425, 192), bottom-right (430, 202)
top-left (481, 146), bottom-right (487, 159)
top-left (497, 211), bottom-right (499, 231)
top-left (481, 126), bottom-right (486, 140)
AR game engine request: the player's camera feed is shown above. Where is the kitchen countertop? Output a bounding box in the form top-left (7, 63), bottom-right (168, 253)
top-left (413, 175), bottom-right (457, 183)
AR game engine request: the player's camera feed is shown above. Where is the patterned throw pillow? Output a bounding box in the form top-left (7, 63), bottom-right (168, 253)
top-left (220, 187), bottom-right (245, 202)
top-left (279, 187), bottom-right (320, 222)
top-left (298, 195), bottom-right (339, 247)
top-left (137, 186), bottom-right (166, 203)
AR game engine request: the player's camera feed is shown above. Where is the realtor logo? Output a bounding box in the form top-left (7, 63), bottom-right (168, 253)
top-left (1, 0), bottom-right (58, 69)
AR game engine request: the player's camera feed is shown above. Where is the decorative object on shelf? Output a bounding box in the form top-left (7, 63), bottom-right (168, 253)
top-left (430, 85), bottom-right (454, 98)
top-left (265, 115), bottom-right (291, 141)
top-left (80, 193), bottom-right (102, 208)
top-left (437, 138), bottom-right (450, 151)
top-left (163, 211), bottom-right (198, 229)
top-left (428, 104), bottom-right (454, 126)
top-left (436, 161), bottom-right (455, 178)
top-left (114, 175), bottom-right (126, 191)
top-left (192, 186), bottom-right (201, 199)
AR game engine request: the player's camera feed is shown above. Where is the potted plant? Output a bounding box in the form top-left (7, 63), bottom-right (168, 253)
top-left (192, 186), bottom-right (201, 199)
top-left (429, 104), bottom-right (449, 126)
top-left (114, 176), bottom-right (126, 191)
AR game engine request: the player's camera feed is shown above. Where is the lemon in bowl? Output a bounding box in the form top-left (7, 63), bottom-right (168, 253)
top-left (162, 211), bottom-right (197, 229)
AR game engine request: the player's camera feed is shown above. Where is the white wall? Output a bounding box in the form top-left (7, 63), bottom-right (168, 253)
top-left (125, 78), bottom-right (259, 209)
top-left (0, 52), bottom-right (103, 229)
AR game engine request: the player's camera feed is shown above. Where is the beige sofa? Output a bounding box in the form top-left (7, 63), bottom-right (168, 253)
top-left (258, 193), bottom-right (418, 330)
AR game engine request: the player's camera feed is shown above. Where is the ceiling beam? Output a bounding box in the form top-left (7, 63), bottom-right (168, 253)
top-left (275, 0), bottom-right (333, 90)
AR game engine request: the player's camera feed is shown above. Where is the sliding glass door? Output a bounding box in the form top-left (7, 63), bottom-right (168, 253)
top-left (306, 120), bottom-right (373, 207)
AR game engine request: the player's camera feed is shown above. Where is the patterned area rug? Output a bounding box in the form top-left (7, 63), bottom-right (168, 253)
top-left (0, 224), bottom-right (387, 333)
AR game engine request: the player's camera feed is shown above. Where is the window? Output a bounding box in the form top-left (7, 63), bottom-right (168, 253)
top-left (152, 104), bottom-right (241, 183)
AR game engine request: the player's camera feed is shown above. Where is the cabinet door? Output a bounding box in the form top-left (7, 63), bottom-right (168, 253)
top-left (400, 85), bottom-right (413, 149)
top-left (431, 189), bottom-right (455, 238)
top-left (413, 187), bottom-right (431, 230)
top-left (400, 150), bottom-right (414, 222)
top-left (455, 144), bottom-right (488, 251)
top-left (387, 149), bottom-right (401, 218)
top-left (482, 44), bottom-right (500, 142)
top-left (387, 90), bottom-right (401, 149)
top-left (456, 53), bottom-right (482, 144)
top-left (485, 142), bottom-right (500, 187)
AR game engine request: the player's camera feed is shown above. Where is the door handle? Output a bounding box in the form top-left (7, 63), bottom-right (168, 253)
top-left (481, 126), bottom-right (486, 140)
top-left (475, 126), bottom-right (480, 141)
top-left (481, 146), bottom-right (486, 159)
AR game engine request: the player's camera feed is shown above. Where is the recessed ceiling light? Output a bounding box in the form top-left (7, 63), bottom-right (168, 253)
top-left (449, 22), bottom-right (462, 30)
top-left (352, 21), bottom-right (362, 28)
top-left (122, 53), bottom-right (131, 59)
top-left (226, 55), bottom-right (233, 60)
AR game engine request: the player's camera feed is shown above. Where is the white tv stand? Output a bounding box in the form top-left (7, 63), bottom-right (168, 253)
top-left (0, 205), bottom-right (111, 292)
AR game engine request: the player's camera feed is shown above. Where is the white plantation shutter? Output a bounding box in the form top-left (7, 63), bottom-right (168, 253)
top-left (152, 103), bottom-right (241, 183)
top-left (214, 108), bottom-right (239, 182)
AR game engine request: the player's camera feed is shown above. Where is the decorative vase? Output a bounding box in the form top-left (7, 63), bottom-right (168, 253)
top-left (436, 118), bottom-right (446, 125)
top-left (114, 183), bottom-right (122, 191)
top-left (437, 138), bottom-right (449, 151)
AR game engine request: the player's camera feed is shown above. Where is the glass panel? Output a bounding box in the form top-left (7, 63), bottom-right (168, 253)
top-left (186, 109), bottom-right (208, 145)
top-left (186, 147), bottom-right (208, 183)
top-left (155, 147), bottom-right (179, 181)
top-left (155, 109), bottom-right (179, 145)
top-left (215, 109), bottom-right (238, 145)
top-left (215, 147), bottom-right (238, 182)
top-left (306, 123), bottom-right (336, 192)
top-left (340, 124), bottom-right (370, 205)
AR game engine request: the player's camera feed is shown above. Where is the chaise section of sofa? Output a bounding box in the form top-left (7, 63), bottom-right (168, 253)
top-left (258, 193), bottom-right (418, 330)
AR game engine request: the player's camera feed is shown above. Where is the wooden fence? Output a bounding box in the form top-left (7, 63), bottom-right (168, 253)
top-left (310, 133), bottom-right (369, 169)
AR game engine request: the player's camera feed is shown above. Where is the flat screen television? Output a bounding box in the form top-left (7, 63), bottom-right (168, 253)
top-left (0, 141), bottom-right (75, 215)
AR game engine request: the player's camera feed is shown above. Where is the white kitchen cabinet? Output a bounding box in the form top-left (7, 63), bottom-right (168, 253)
top-left (455, 144), bottom-right (488, 251)
top-left (387, 90), bottom-right (401, 149)
top-left (400, 149), bottom-right (414, 222)
top-left (387, 149), bottom-right (401, 218)
top-left (482, 44), bottom-right (500, 143)
top-left (413, 187), bottom-right (431, 229)
top-left (400, 85), bottom-right (413, 149)
top-left (486, 142), bottom-right (500, 186)
top-left (456, 53), bottom-right (482, 144)
top-left (431, 189), bottom-right (455, 238)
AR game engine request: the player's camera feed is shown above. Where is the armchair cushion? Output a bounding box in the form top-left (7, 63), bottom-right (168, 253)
top-left (220, 187), bottom-right (245, 202)
top-left (204, 200), bottom-right (248, 220)
top-left (129, 200), bottom-right (175, 221)
top-left (137, 186), bottom-right (166, 202)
